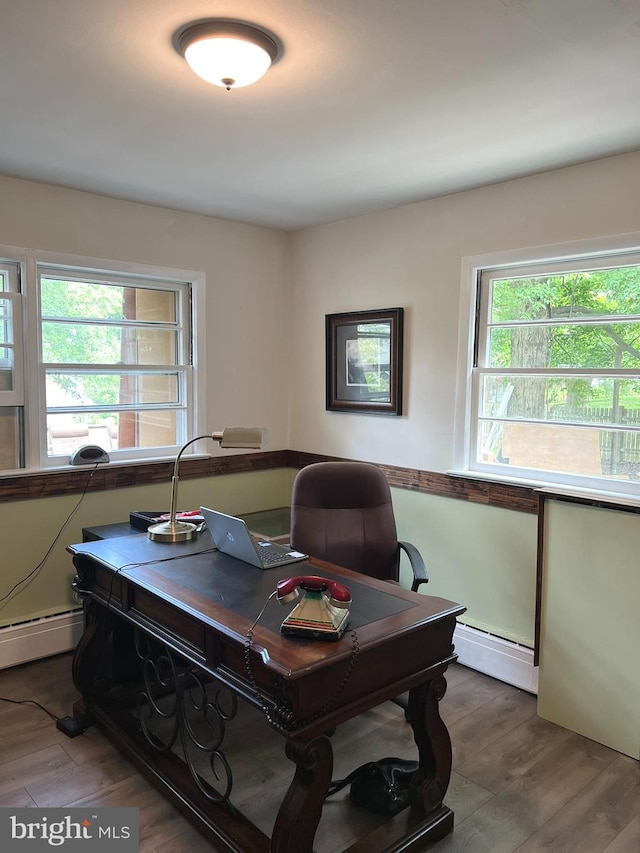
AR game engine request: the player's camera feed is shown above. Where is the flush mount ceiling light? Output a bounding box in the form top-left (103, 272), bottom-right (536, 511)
top-left (176, 21), bottom-right (279, 90)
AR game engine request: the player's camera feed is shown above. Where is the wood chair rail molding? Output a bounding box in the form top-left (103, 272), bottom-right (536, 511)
top-left (0, 449), bottom-right (539, 514)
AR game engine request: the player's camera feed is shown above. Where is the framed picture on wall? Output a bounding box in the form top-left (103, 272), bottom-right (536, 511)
top-left (325, 307), bottom-right (404, 414)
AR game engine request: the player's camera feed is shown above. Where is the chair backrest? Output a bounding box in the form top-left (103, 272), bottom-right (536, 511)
top-left (290, 461), bottom-right (400, 582)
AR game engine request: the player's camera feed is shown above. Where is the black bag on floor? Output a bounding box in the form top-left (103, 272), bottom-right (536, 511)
top-left (327, 757), bottom-right (418, 817)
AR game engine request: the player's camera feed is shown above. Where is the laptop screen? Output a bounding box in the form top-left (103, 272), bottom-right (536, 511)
top-left (200, 506), bottom-right (307, 569)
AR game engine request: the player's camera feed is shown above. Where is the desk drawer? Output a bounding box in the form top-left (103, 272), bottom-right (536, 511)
top-left (128, 588), bottom-right (206, 657)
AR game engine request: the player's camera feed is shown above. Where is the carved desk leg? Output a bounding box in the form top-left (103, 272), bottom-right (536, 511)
top-left (271, 734), bottom-right (333, 853)
top-left (71, 598), bottom-right (117, 726)
top-left (407, 675), bottom-right (453, 819)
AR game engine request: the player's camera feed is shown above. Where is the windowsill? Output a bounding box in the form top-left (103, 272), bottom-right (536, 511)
top-left (446, 469), bottom-right (548, 490)
top-left (534, 484), bottom-right (640, 511)
top-left (447, 469), bottom-right (640, 512)
top-left (0, 451), bottom-right (245, 480)
top-left (0, 457), bottom-right (166, 479)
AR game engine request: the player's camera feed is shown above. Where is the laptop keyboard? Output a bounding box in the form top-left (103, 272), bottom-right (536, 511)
top-left (257, 545), bottom-right (291, 566)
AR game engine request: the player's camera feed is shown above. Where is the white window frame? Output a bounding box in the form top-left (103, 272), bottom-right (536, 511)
top-left (454, 233), bottom-right (640, 500)
top-left (0, 245), bottom-right (207, 474)
top-left (0, 261), bottom-right (23, 404)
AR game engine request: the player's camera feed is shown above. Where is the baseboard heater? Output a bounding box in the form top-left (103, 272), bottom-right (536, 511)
top-left (0, 610), bottom-right (84, 671)
top-left (454, 622), bottom-right (538, 694)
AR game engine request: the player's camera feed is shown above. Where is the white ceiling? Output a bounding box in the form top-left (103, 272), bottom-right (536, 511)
top-left (2, 0), bottom-right (640, 231)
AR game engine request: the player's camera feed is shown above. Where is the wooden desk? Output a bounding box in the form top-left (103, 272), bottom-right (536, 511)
top-left (68, 533), bottom-right (464, 853)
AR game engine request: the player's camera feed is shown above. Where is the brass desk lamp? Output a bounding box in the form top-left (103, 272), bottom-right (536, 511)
top-left (147, 427), bottom-right (268, 543)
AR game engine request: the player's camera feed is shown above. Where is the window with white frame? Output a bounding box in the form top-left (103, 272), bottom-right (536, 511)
top-left (466, 250), bottom-right (640, 495)
top-left (0, 250), bottom-right (202, 472)
top-left (0, 261), bottom-right (24, 470)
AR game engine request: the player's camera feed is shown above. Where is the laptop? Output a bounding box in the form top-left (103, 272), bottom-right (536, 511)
top-left (200, 506), bottom-right (308, 570)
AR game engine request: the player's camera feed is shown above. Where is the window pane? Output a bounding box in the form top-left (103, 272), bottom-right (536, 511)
top-left (481, 375), bottom-right (640, 426)
top-left (47, 410), bottom-right (178, 457)
top-left (472, 254), bottom-right (640, 490)
top-left (45, 372), bottom-right (180, 407)
top-left (40, 276), bottom-right (176, 323)
top-left (478, 419), bottom-right (640, 481)
top-left (41, 322), bottom-right (178, 366)
top-left (490, 266), bottom-right (640, 324)
top-left (488, 323), bottom-right (640, 369)
top-left (40, 278), bottom-right (177, 323)
top-left (0, 406), bottom-right (21, 469)
top-left (0, 296), bottom-right (17, 393)
top-left (1, 296), bottom-right (12, 344)
top-left (0, 351), bottom-right (14, 389)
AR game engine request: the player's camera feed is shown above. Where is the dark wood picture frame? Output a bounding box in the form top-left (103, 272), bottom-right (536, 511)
top-left (326, 307), bottom-right (403, 414)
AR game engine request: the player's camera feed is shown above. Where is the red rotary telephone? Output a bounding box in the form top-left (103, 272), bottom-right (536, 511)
top-left (276, 575), bottom-right (351, 607)
top-left (276, 575), bottom-right (351, 640)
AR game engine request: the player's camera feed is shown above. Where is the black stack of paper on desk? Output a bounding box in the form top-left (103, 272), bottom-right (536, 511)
top-left (129, 511), bottom-right (165, 531)
top-left (129, 511), bottom-right (206, 531)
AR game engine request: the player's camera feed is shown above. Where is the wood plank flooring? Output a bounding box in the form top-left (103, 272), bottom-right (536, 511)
top-left (0, 653), bottom-right (638, 852)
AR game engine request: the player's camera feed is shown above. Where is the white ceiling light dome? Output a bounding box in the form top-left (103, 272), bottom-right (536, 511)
top-left (176, 21), bottom-right (280, 90)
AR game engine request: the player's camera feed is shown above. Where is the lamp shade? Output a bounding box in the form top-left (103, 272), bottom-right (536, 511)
top-left (177, 22), bottom-right (279, 89)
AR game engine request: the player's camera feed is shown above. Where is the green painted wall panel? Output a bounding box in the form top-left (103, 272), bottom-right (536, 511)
top-left (0, 468), bottom-right (296, 627)
top-left (538, 500), bottom-right (640, 759)
top-left (392, 488), bottom-right (537, 647)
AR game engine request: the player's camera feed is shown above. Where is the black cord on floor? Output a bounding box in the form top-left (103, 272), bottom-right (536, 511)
top-left (0, 695), bottom-right (88, 737)
top-left (0, 695), bottom-right (60, 721)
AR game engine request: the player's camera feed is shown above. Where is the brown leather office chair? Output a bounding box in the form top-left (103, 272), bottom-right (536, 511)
top-left (290, 461), bottom-right (428, 717)
top-left (290, 461), bottom-right (428, 592)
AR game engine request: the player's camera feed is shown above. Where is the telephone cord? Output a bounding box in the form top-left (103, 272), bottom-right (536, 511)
top-left (244, 594), bottom-right (359, 732)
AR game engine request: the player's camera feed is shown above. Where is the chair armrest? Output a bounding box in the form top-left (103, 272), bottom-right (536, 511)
top-left (398, 541), bottom-right (429, 592)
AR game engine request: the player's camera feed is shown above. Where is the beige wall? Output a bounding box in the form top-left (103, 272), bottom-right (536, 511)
top-left (289, 150), bottom-right (640, 470)
top-left (0, 174), bottom-right (293, 626)
top-left (289, 150), bottom-right (640, 754)
top-left (2, 150), bottom-right (640, 702)
top-left (0, 174), bottom-right (293, 448)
